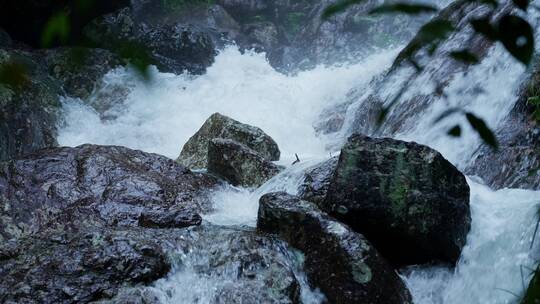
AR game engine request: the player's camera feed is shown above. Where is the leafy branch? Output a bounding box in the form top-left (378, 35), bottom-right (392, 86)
top-left (323, 0), bottom-right (536, 149)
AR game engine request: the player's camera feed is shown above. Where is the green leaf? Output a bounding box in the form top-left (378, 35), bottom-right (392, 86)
top-left (470, 17), bottom-right (498, 41)
top-left (0, 60), bottom-right (29, 89)
top-left (322, 0), bottom-right (366, 19)
top-left (512, 0), bottom-right (529, 10)
top-left (115, 41), bottom-right (154, 80)
top-left (450, 50), bottom-right (480, 64)
top-left (369, 3), bottom-right (438, 15)
top-left (497, 14), bottom-right (534, 66)
top-left (448, 125), bottom-right (462, 137)
top-left (418, 19), bottom-right (455, 41)
top-left (465, 112), bottom-right (498, 149)
top-left (41, 12), bottom-right (70, 47)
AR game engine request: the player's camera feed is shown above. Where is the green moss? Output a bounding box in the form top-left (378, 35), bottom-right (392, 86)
top-left (387, 151), bottom-right (410, 215)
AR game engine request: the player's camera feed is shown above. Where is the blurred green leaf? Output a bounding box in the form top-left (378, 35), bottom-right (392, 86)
top-left (497, 14), bottom-right (534, 66)
top-left (322, 0), bottom-right (366, 19)
top-left (448, 125), bottom-right (462, 137)
top-left (115, 42), bottom-right (154, 80)
top-left (41, 12), bottom-right (70, 47)
top-left (470, 17), bottom-right (498, 41)
top-left (450, 50), bottom-right (480, 64)
top-left (418, 19), bottom-right (455, 41)
top-left (0, 60), bottom-right (29, 89)
top-left (369, 3), bottom-right (438, 15)
top-left (465, 112), bottom-right (498, 149)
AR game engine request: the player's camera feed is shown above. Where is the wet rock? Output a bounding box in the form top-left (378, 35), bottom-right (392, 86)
top-left (84, 7), bottom-right (216, 75)
top-left (258, 192), bottom-right (412, 304)
top-left (0, 48), bottom-right (62, 161)
top-left (178, 113), bottom-right (280, 169)
top-left (42, 47), bottom-right (123, 99)
top-left (466, 65), bottom-right (540, 190)
top-left (0, 144), bottom-right (218, 241)
top-left (207, 138), bottom-right (282, 188)
top-left (297, 157), bottom-right (338, 205)
top-left (323, 134), bottom-right (471, 266)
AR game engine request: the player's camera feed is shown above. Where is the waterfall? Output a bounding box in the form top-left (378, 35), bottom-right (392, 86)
top-left (57, 10), bottom-right (540, 304)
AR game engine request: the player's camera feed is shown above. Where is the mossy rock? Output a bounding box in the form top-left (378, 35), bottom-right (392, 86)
top-left (322, 134), bottom-right (471, 266)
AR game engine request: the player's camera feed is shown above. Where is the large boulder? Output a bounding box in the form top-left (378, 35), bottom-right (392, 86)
top-left (258, 192), bottom-right (412, 304)
top-left (207, 138), bottom-right (282, 188)
top-left (0, 144), bottom-right (218, 242)
top-left (322, 134), bottom-right (471, 266)
top-left (178, 113), bottom-right (280, 169)
top-left (0, 48), bottom-right (62, 161)
top-left (84, 7), bottom-right (216, 75)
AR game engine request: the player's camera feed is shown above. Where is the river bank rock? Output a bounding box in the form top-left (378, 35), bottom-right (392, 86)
top-left (0, 48), bottom-right (62, 162)
top-left (84, 7), bottom-right (216, 75)
top-left (0, 144), bottom-right (218, 242)
top-left (258, 192), bottom-right (412, 304)
top-left (178, 113), bottom-right (280, 170)
top-left (208, 138), bottom-right (282, 188)
top-left (323, 134), bottom-right (471, 266)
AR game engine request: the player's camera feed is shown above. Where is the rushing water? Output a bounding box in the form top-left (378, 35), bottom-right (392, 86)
top-left (58, 38), bottom-right (540, 303)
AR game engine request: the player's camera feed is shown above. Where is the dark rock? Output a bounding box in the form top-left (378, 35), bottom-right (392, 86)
top-left (0, 48), bottom-right (62, 161)
top-left (323, 134), bottom-right (471, 266)
top-left (258, 192), bottom-right (412, 304)
top-left (0, 144), bottom-right (218, 242)
top-left (84, 7), bottom-right (216, 75)
top-left (298, 156), bottom-right (338, 205)
top-left (208, 138), bottom-right (282, 188)
top-left (0, 0), bottom-right (130, 47)
top-left (466, 64), bottom-right (540, 190)
top-left (178, 113), bottom-right (280, 169)
top-left (42, 47), bottom-right (123, 99)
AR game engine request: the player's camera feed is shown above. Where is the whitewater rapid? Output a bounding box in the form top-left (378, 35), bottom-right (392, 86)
top-left (58, 45), bottom-right (540, 303)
